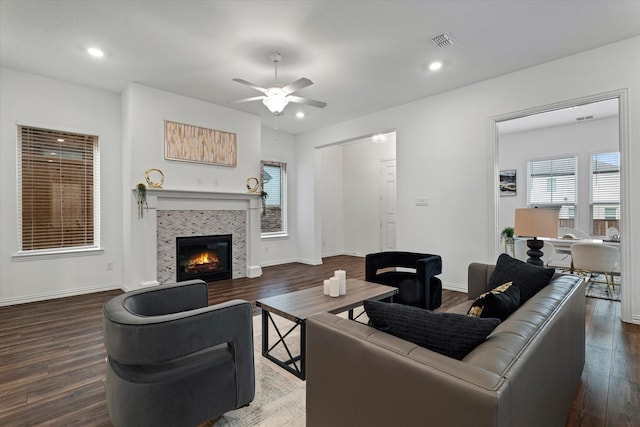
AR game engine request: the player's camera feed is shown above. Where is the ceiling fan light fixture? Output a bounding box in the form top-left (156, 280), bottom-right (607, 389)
top-left (263, 95), bottom-right (289, 114)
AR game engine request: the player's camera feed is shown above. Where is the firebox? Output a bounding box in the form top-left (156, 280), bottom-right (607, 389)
top-left (176, 234), bottom-right (232, 282)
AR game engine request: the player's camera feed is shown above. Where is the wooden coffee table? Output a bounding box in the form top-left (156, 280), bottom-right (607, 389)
top-left (256, 278), bottom-right (398, 380)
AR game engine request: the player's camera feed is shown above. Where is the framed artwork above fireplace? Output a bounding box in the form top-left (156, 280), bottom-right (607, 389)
top-left (164, 120), bottom-right (237, 167)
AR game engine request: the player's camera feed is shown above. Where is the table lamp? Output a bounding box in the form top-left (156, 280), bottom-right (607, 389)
top-left (514, 208), bottom-right (559, 266)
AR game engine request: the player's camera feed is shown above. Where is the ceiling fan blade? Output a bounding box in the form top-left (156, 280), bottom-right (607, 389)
top-left (281, 78), bottom-right (313, 95)
top-left (287, 95), bottom-right (327, 109)
top-left (230, 95), bottom-right (266, 104)
top-left (232, 78), bottom-right (268, 94)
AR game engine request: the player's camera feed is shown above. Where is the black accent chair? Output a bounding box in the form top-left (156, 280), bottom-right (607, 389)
top-left (102, 280), bottom-right (255, 427)
top-left (365, 251), bottom-right (443, 310)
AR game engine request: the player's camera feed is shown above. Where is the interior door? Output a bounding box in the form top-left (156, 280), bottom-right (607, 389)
top-left (380, 159), bottom-right (396, 251)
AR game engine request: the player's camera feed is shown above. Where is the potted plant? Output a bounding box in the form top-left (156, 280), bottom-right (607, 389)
top-left (501, 226), bottom-right (515, 255)
top-left (260, 190), bottom-right (268, 216)
top-left (136, 183), bottom-right (147, 219)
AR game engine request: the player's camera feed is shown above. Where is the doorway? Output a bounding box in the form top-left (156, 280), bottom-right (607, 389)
top-left (493, 92), bottom-right (628, 316)
top-left (319, 132), bottom-right (396, 257)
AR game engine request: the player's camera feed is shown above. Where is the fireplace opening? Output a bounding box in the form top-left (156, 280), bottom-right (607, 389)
top-left (176, 234), bottom-right (232, 282)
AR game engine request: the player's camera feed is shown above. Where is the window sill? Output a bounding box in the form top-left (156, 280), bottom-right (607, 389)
top-left (12, 247), bottom-right (105, 261)
top-left (261, 232), bottom-right (289, 240)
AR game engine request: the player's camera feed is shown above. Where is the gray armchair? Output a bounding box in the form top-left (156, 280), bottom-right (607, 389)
top-left (102, 280), bottom-right (255, 427)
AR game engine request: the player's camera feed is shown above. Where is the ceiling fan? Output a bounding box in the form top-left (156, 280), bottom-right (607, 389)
top-left (232, 52), bottom-right (327, 115)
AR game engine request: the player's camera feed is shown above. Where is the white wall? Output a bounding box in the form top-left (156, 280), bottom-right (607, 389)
top-left (121, 83), bottom-right (262, 288)
top-left (498, 116), bottom-right (619, 234)
top-left (320, 145), bottom-right (344, 256)
top-left (0, 67), bottom-right (123, 304)
top-left (260, 126), bottom-right (299, 266)
top-left (294, 36), bottom-right (640, 318)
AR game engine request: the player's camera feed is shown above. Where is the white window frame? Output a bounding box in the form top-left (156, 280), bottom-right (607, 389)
top-left (15, 123), bottom-right (101, 258)
top-left (260, 160), bottom-right (287, 238)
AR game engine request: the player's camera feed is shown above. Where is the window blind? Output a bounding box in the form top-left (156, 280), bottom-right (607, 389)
top-left (18, 125), bottom-right (99, 251)
top-left (591, 152), bottom-right (620, 205)
top-left (528, 157), bottom-right (577, 205)
top-left (263, 164), bottom-right (282, 207)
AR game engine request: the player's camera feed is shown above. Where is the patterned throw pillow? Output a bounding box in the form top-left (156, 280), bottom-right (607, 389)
top-left (488, 254), bottom-right (554, 304)
top-left (467, 281), bottom-right (520, 321)
top-left (364, 300), bottom-right (501, 360)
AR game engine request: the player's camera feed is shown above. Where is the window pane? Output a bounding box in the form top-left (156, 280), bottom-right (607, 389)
top-left (590, 152), bottom-right (620, 235)
top-left (528, 157), bottom-right (577, 206)
top-left (263, 165), bottom-right (281, 206)
top-left (261, 161), bottom-right (287, 235)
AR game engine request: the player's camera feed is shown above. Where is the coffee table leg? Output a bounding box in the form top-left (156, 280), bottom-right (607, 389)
top-left (260, 309), bottom-right (306, 380)
top-left (261, 308), bottom-right (269, 359)
top-left (300, 321), bottom-right (306, 379)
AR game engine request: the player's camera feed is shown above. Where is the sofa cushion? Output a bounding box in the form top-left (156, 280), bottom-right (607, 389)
top-left (363, 300), bottom-right (501, 360)
top-left (467, 281), bottom-right (520, 320)
top-left (488, 254), bottom-right (554, 304)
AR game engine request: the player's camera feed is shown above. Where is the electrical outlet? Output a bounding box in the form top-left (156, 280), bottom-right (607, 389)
top-left (107, 261), bottom-right (114, 270)
top-left (415, 198), bottom-right (429, 206)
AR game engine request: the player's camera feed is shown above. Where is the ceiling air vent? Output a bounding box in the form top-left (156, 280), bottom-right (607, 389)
top-left (431, 32), bottom-right (455, 49)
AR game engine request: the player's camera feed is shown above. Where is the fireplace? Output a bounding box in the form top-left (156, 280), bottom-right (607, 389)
top-left (176, 234), bottom-right (232, 282)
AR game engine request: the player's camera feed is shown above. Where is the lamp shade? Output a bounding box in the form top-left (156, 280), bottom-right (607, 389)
top-left (514, 208), bottom-right (559, 238)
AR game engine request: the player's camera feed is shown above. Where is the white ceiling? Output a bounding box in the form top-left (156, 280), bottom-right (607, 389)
top-left (497, 98), bottom-right (620, 135)
top-left (1, 0), bottom-right (639, 135)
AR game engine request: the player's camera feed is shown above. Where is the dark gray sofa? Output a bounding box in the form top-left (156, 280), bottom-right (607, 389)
top-left (306, 263), bottom-right (585, 427)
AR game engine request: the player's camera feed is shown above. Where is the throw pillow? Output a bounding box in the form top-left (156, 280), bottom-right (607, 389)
top-left (467, 281), bottom-right (520, 320)
top-left (488, 253), bottom-right (554, 304)
top-left (363, 300), bottom-right (501, 360)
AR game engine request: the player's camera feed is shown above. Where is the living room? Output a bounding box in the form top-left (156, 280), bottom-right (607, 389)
top-left (1, 1), bottom-right (640, 425)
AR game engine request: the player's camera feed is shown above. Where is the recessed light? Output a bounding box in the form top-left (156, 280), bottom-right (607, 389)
top-left (87, 47), bottom-right (104, 58)
top-left (296, 111), bottom-right (305, 119)
top-left (429, 61), bottom-right (443, 71)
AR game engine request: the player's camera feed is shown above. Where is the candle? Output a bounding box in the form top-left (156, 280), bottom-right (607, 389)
top-left (335, 270), bottom-right (347, 295)
top-left (329, 277), bottom-right (339, 297)
top-left (323, 279), bottom-right (330, 295)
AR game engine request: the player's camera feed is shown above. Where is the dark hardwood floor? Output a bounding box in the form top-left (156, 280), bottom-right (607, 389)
top-left (0, 255), bottom-right (637, 426)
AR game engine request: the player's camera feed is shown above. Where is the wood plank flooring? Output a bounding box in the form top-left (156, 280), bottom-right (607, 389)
top-left (0, 255), bottom-right (638, 426)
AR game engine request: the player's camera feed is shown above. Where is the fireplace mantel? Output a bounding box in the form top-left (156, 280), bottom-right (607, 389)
top-left (134, 187), bottom-right (263, 288)
top-left (135, 187), bottom-right (262, 208)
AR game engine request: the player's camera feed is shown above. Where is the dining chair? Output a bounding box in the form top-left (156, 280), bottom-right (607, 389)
top-left (558, 227), bottom-right (590, 239)
top-left (570, 242), bottom-right (620, 297)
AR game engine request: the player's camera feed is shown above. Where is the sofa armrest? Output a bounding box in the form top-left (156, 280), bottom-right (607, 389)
top-left (467, 262), bottom-right (495, 300)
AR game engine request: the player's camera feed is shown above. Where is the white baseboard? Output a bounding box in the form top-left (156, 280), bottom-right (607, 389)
top-left (296, 258), bottom-right (323, 266)
top-left (246, 265), bottom-right (263, 278)
top-left (260, 258), bottom-right (298, 268)
top-left (442, 281), bottom-right (467, 294)
top-left (0, 282), bottom-right (125, 306)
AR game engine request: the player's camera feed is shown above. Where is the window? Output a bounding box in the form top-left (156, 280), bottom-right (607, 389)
top-left (260, 161), bottom-right (287, 236)
top-left (591, 152), bottom-right (620, 236)
top-left (17, 125), bottom-right (99, 252)
top-left (527, 157), bottom-right (577, 227)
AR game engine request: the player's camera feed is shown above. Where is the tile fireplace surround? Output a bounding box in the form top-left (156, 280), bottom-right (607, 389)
top-left (137, 188), bottom-right (263, 287)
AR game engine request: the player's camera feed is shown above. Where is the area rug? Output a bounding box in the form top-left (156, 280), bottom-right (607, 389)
top-left (213, 315), bottom-right (306, 427)
top-left (585, 277), bottom-right (621, 301)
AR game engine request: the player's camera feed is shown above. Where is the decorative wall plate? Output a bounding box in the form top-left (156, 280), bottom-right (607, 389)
top-left (246, 177), bottom-right (259, 193)
top-left (145, 168), bottom-right (165, 188)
